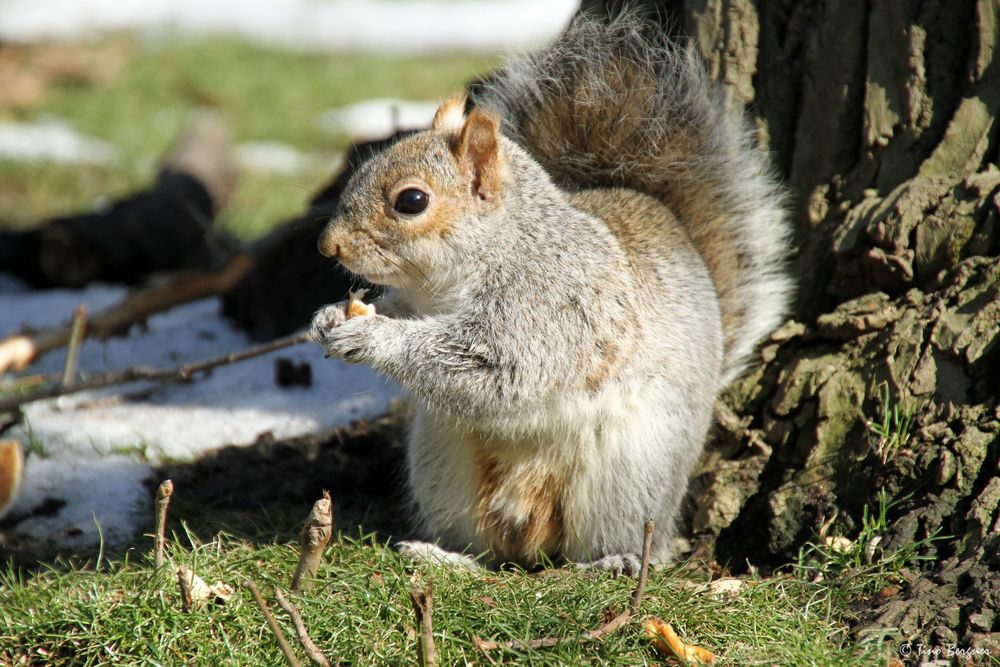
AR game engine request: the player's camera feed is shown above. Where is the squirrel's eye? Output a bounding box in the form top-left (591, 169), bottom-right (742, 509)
top-left (393, 188), bottom-right (429, 215)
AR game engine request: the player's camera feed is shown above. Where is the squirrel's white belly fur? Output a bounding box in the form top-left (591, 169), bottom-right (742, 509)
top-left (407, 376), bottom-right (715, 564)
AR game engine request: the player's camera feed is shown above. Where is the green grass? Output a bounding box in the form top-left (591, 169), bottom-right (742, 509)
top-left (866, 383), bottom-right (914, 465)
top-left (1, 527), bottom-right (901, 666)
top-left (0, 36), bottom-right (498, 236)
top-left (793, 489), bottom-right (944, 604)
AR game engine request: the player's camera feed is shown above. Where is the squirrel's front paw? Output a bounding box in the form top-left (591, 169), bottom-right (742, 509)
top-left (309, 301), bottom-right (349, 346)
top-left (318, 315), bottom-right (379, 363)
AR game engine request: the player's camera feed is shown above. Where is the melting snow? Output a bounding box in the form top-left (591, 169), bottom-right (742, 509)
top-left (0, 0), bottom-right (578, 53)
top-left (320, 98), bottom-right (440, 141)
top-left (0, 280), bottom-right (400, 550)
top-left (0, 119), bottom-right (118, 165)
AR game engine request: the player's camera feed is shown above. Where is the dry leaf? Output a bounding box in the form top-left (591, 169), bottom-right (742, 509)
top-left (644, 617), bottom-right (715, 665)
top-left (823, 536), bottom-right (854, 553)
top-left (346, 289), bottom-right (375, 319)
top-left (0, 439), bottom-right (25, 519)
top-left (0, 42), bottom-right (129, 111)
top-left (706, 577), bottom-right (744, 599)
top-left (0, 336), bottom-right (38, 374)
top-left (176, 567), bottom-right (233, 604)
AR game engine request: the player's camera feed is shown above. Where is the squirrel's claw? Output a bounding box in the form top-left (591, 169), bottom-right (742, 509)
top-left (315, 314), bottom-right (378, 363)
top-left (309, 301), bottom-right (349, 347)
top-left (397, 541), bottom-right (483, 571)
top-left (575, 553), bottom-right (643, 578)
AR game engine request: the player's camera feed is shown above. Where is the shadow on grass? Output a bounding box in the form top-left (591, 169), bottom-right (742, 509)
top-left (0, 409), bottom-right (413, 573)
top-left (152, 409), bottom-right (413, 548)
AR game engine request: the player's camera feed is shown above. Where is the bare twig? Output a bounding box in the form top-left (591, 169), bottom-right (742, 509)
top-left (0, 253), bottom-right (256, 374)
top-left (471, 637), bottom-right (499, 665)
top-left (630, 518), bottom-right (654, 614)
top-left (0, 331), bottom-right (311, 412)
top-left (248, 580), bottom-right (301, 667)
top-left (61, 305), bottom-right (87, 387)
top-left (410, 577), bottom-right (438, 667)
top-left (176, 567), bottom-right (192, 613)
top-left (275, 589), bottom-right (332, 667)
top-left (477, 519), bottom-right (655, 652)
top-left (291, 491), bottom-right (334, 592)
top-left (154, 479), bottom-right (174, 569)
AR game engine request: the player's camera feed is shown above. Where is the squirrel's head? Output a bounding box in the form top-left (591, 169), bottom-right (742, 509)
top-left (318, 95), bottom-right (506, 290)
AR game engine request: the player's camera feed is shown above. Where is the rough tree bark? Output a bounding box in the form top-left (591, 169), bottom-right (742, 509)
top-left (578, 0), bottom-right (1000, 652)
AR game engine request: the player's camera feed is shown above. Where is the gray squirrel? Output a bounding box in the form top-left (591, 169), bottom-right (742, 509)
top-left (310, 12), bottom-right (791, 573)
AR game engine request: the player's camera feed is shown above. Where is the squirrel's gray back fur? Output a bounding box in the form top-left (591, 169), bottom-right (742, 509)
top-left (471, 12), bottom-right (791, 384)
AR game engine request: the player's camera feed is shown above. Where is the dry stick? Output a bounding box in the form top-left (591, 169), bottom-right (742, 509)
top-left (0, 252), bottom-right (256, 374)
top-left (176, 567), bottom-right (192, 613)
top-left (629, 518), bottom-right (655, 615)
top-left (0, 330), bottom-right (311, 413)
top-left (1, 220), bottom-right (310, 376)
top-left (154, 479), bottom-right (174, 569)
top-left (61, 305), bottom-right (87, 387)
top-left (475, 519), bottom-right (655, 653)
top-left (410, 578), bottom-right (438, 667)
top-left (248, 580), bottom-right (301, 667)
top-left (291, 491), bottom-right (334, 592)
top-left (275, 589), bottom-right (332, 667)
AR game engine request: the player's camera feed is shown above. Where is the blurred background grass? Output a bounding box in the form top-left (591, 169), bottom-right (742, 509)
top-left (0, 36), bottom-right (497, 237)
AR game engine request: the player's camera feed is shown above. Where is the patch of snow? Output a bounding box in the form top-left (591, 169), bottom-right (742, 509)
top-left (9, 456), bottom-right (150, 548)
top-left (0, 0), bottom-right (578, 53)
top-left (235, 140), bottom-right (339, 175)
top-left (320, 98), bottom-right (439, 141)
top-left (0, 119), bottom-right (118, 165)
top-left (0, 282), bottom-right (400, 549)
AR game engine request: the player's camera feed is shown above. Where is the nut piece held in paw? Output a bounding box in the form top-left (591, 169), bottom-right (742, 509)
top-left (346, 289), bottom-right (375, 319)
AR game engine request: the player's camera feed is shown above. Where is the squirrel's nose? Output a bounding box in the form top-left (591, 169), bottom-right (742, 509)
top-left (317, 231), bottom-right (342, 258)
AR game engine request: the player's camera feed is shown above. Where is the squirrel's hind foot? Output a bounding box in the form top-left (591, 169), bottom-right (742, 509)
top-left (397, 540), bottom-right (483, 571)
top-left (575, 553), bottom-right (643, 577)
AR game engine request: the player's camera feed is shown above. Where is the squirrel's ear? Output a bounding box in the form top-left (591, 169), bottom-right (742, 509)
top-left (432, 95), bottom-right (467, 134)
top-left (455, 107), bottom-right (503, 203)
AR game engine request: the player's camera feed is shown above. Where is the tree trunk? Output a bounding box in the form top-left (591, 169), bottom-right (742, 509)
top-left (589, 0), bottom-right (1000, 651)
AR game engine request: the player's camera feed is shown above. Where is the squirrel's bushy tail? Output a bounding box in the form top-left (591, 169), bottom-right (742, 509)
top-left (470, 12), bottom-right (792, 384)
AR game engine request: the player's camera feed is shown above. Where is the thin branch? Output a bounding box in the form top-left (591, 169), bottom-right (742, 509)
top-left (471, 637), bottom-right (499, 666)
top-left (0, 253), bottom-right (256, 374)
top-left (248, 580), bottom-right (301, 667)
top-left (477, 519), bottom-right (655, 652)
top-left (61, 305), bottom-right (87, 387)
top-left (176, 567), bottom-right (192, 613)
top-left (275, 589), bottom-right (332, 667)
top-left (410, 578), bottom-right (438, 667)
top-left (154, 479), bottom-right (174, 569)
top-left (0, 331), bottom-right (311, 413)
top-left (291, 491), bottom-right (334, 592)
top-left (629, 518), bottom-right (654, 614)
